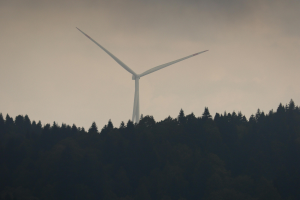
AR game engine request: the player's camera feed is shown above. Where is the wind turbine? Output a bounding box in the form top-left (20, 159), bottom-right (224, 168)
top-left (77, 28), bottom-right (208, 123)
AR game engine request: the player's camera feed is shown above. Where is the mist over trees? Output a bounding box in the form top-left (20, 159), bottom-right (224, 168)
top-left (0, 100), bottom-right (300, 200)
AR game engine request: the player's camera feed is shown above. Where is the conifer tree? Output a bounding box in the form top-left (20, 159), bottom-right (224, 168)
top-left (178, 109), bottom-right (186, 124)
top-left (0, 113), bottom-right (4, 134)
top-left (0, 113), bottom-right (3, 125)
top-left (288, 99), bottom-right (295, 110)
top-left (31, 120), bottom-right (36, 128)
top-left (241, 116), bottom-right (247, 123)
top-left (88, 122), bottom-right (98, 134)
top-left (139, 115), bottom-right (156, 128)
top-left (214, 113), bottom-right (221, 121)
top-left (186, 113), bottom-right (196, 126)
top-left (119, 121), bottom-right (125, 129)
top-left (202, 107), bottom-right (212, 120)
top-left (52, 122), bottom-right (59, 132)
top-left (5, 114), bottom-right (14, 132)
top-left (36, 121), bottom-right (42, 133)
top-left (24, 115), bottom-right (31, 131)
top-left (277, 103), bottom-right (285, 114)
top-left (255, 109), bottom-right (261, 121)
top-left (126, 120), bottom-right (134, 131)
top-left (15, 115), bottom-right (24, 131)
top-left (71, 124), bottom-right (78, 134)
top-left (107, 119), bottom-right (114, 129)
top-left (249, 114), bottom-right (256, 123)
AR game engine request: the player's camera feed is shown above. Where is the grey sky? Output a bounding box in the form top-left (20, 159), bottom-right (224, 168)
top-left (0, 0), bottom-right (299, 129)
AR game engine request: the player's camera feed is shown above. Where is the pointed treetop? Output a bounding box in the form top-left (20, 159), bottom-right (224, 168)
top-left (202, 107), bottom-right (212, 120)
top-left (24, 115), bottom-right (31, 124)
top-left (277, 103), bottom-right (285, 114)
top-left (139, 115), bottom-right (156, 127)
top-left (71, 124), bottom-right (78, 133)
top-left (0, 113), bottom-right (4, 126)
top-left (241, 116), bottom-right (247, 123)
top-left (186, 112), bottom-right (196, 123)
top-left (52, 121), bottom-right (59, 128)
top-left (249, 114), bottom-right (256, 123)
top-left (163, 116), bottom-right (174, 123)
top-left (88, 122), bottom-right (98, 134)
top-left (126, 120), bottom-right (134, 130)
top-left (107, 119), bottom-right (114, 129)
top-left (37, 121), bottom-right (42, 128)
top-left (214, 113), bottom-right (221, 121)
top-left (178, 109), bottom-right (186, 124)
top-left (119, 121), bottom-right (125, 129)
top-left (255, 109), bottom-right (261, 120)
top-left (5, 114), bottom-right (14, 125)
top-left (288, 99), bottom-right (295, 110)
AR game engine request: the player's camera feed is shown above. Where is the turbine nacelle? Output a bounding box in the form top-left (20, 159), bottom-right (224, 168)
top-left (132, 75), bottom-right (140, 80)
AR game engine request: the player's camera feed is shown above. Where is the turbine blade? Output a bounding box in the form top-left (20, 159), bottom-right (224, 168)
top-left (76, 27), bottom-right (137, 76)
top-left (139, 50), bottom-right (208, 78)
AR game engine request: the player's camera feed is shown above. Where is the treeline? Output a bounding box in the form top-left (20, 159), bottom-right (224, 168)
top-left (0, 100), bottom-right (300, 200)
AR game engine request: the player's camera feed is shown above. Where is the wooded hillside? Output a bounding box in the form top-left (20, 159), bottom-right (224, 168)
top-left (1, 100), bottom-right (299, 200)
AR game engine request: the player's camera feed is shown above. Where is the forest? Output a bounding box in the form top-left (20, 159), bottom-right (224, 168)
top-left (0, 100), bottom-right (300, 200)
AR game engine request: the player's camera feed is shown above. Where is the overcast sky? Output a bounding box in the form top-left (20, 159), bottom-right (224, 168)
top-left (1, 0), bottom-right (299, 129)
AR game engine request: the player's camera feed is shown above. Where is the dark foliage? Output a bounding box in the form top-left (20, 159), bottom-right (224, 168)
top-left (0, 100), bottom-right (300, 200)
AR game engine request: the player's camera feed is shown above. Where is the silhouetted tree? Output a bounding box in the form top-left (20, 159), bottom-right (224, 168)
top-left (5, 114), bottom-right (14, 130)
top-left (119, 121), bottom-right (125, 129)
top-left (214, 113), bottom-right (221, 121)
top-left (288, 99), bottom-right (295, 110)
top-left (0, 113), bottom-right (4, 135)
top-left (178, 109), bottom-right (186, 125)
top-left (24, 115), bottom-right (31, 131)
top-left (277, 103), bottom-right (285, 114)
top-left (202, 107), bottom-right (212, 120)
top-left (126, 120), bottom-right (134, 129)
top-left (138, 115), bottom-right (155, 128)
top-left (71, 124), bottom-right (78, 134)
top-left (88, 122), bottom-right (98, 134)
top-left (107, 119), bottom-right (113, 129)
top-left (249, 114), bottom-right (256, 123)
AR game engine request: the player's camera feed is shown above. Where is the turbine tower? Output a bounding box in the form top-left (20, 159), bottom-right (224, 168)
top-left (77, 28), bottom-right (208, 123)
